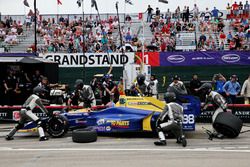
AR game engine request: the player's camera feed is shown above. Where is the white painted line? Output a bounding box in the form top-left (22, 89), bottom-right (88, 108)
top-left (0, 147), bottom-right (250, 153)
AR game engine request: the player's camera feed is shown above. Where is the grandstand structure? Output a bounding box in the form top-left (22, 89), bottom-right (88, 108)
top-left (0, 9), bottom-right (249, 53)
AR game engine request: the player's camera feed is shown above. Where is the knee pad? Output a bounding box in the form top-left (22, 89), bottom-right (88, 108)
top-left (156, 126), bottom-right (162, 132)
top-left (15, 123), bottom-right (24, 130)
top-left (35, 119), bottom-right (42, 128)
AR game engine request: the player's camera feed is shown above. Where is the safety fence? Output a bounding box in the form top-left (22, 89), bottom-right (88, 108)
top-left (0, 104), bottom-right (250, 123)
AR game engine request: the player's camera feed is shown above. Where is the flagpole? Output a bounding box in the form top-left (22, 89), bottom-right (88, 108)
top-left (34, 0), bottom-right (37, 55)
top-left (82, 0), bottom-right (86, 82)
top-left (57, 1), bottom-right (59, 23)
top-left (124, 0), bottom-right (126, 24)
top-left (116, 2), bottom-right (123, 47)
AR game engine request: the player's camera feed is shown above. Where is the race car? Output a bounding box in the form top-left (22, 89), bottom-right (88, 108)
top-left (20, 95), bottom-right (201, 137)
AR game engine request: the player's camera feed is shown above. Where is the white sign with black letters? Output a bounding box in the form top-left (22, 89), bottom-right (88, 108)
top-left (39, 53), bottom-right (135, 67)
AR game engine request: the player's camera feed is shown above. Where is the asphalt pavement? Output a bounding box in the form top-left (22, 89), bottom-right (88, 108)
top-left (0, 123), bottom-right (250, 167)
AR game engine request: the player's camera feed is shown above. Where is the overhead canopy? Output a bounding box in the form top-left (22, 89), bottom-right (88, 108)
top-left (0, 56), bottom-right (57, 64)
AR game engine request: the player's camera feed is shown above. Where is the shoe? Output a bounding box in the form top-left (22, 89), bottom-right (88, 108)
top-left (5, 135), bottom-right (14, 141)
top-left (181, 137), bottom-right (187, 147)
top-left (176, 137), bottom-right (182, 144)
top-left (39, 136), bottom-right (49, 141)
top-left (214, 133), bottom-right (224, 139)
top-left (154, 140), bottom-right (167, 146)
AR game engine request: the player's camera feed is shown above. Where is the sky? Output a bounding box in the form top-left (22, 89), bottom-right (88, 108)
top-left (0, 0), bottom-right (243, 15)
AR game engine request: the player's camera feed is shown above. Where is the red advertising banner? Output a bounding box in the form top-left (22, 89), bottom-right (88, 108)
top-left (136, 52), bottom-right (160, 66)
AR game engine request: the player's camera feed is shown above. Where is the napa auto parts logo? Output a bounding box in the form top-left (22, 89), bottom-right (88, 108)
top-left (221, 54), bottom-right (240, 63)
top-left (167, 55), bottom-right (185, 63)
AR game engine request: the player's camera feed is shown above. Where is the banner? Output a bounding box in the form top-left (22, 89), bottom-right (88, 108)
top-left (39, 53), bottom-right (134, 67)
top-left (136, 52), bottom-right (160, 66)
top-left (160, 51), bottom-right (250, 66)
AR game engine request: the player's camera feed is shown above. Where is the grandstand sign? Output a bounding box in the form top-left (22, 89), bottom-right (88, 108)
top-left (39, 53), bottom-right (134, 67)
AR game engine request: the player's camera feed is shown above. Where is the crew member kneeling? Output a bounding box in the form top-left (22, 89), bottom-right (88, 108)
top-left (68, 79), bottom-right (96, 108)
top-left (6, 86), bottom-right (50, 141)
top-left (154, 92), bottom-right (187, 147)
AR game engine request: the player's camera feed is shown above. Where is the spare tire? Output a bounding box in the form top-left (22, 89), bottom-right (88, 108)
top-left (72, 127), bottom-right (97, 143)
top-left (46, 115), bottom-right (69, 138)
top-left (213, 112), bottom-right (243, 138)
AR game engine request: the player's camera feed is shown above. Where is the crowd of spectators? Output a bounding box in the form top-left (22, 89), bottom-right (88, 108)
top-left (0, 1), bottom-right (249, 53)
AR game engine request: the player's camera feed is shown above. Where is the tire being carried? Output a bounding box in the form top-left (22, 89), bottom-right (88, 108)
top-left (213, 112), bottom-right (243, 138)
top-left (72, 127), bottom-right (97, 143)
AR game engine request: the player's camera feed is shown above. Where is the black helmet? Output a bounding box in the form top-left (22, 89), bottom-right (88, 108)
top-left (74, 79), bottom-right (84, 88)
top-left (172, 75), bottom-right (180, 81)
top-left (137, 74), bottom-right (146, 86)
top-left (198, 83), bottom-right (212, 94)
top-left (33, 86), bottom-right (48, 97)
top-left (164, 92), bottom-right (176, 103)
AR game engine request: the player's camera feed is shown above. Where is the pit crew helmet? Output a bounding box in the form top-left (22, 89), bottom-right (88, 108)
top-left (164, 92), bottom-right (176, 103)
top-left (198, 83), bottom-right (212, 94)
top-left (33, 86), bottom-right (48, 98)
top-left (74, 79), bottom-right (84, 89)
top-left (136, 74), bottom-right (146, 86)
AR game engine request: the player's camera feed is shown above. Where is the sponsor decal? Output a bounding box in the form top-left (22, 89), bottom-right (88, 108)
top-left (107, 120), bottom-right (130, 129)
top-left (106, 126), bottom-right (111, 131)
top-left (40, 53), bottom-right (134, 67)
top-left (167, 55), bottom-right (185, 63)
top-left (13, 111), bottom-right (20, 121)
top-left (221, 54), bottom-right (240, 63)
top-left (97, 119), bottom-right (105, 125)
top-left (95, 126), bottom-right (107, 132)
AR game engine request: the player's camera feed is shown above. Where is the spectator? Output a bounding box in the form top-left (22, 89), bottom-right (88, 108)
top-left (226, 3), bottom-right (231, 16)
top-left (192, 4), bottom-right (199, 20)
top-left (155, 7), bottom-right (161, 22)
top-left (212, 73), bottom-right (226, 95)
top-left (185, 6), bottom-right (190, 22)
top-left (204, 7), bottom-right (211, 21)
top-left (239, 1), bottom-right (244, 16)
top-left (189, 74), bottom-right (202, 97)
top-left (227, 31), bottom-right (233, 43)
top-left (232, 1), bottom-right (239, 17)
top-left (182, 6), bottom-right (187, 22)
top-left (165, 9), bottom-right (171, 23)
top-left (211, 7), bottom-right (220, 20)
top-left (219, 30), bottom-right (226, 44)
top-left (244, 1), bottom-right (250, 15)
top-left (223, 75), bottom-right (241, 104)
top-left (146, 5), bottom-right (154, 22)
top-left (241, 74), bottom-right (250, 104)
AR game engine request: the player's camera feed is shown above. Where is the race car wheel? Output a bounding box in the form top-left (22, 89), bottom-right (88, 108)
top-left (72, 127), bottom-right (97, 143)
top-left (213, 112), bottom-right (243, 138)
top-left (46, 115), bottom-right (69, 138)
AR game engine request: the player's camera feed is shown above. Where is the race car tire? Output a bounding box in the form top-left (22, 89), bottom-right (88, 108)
top-left (72, 127), bottom-right (97, 143)
top-left (213, 112), bottom-right (243, 138)
top-left (46, 115), bottom-right (69, 138)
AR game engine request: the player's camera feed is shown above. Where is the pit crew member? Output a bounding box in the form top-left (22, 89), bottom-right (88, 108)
top-left (68, 79), bottom-right (96, 108)
top-left (6, 86), bottom-right (50, 141)
top-left (154, 92), bottom-right (187, 147)
top-left (196, 83), bottom-right (228, 139)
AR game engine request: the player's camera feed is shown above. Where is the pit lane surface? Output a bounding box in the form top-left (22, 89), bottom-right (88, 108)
top-left (0, 124), bottom-right (250, 167)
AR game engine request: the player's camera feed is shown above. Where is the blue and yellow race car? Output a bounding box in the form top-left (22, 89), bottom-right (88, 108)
top-left (21, 95), bottom-right (201, 137)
